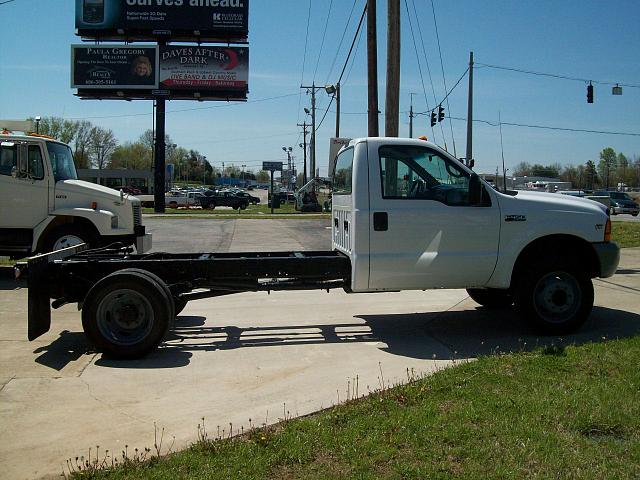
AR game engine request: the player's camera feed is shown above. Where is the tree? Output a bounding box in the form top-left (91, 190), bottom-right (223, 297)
top-left (30, 116), bottom-right (77, 144)
top-left (73, 120), bottom-right (94, 169)
top-left (616, 152), bottom-right (630, 189)
top-left (108, 141), bottom-right (152, 170)
top-left (256, 170), bottom-right (270, 183)
top-left (513, 162), bottom-right (532, 176)
top-left (530, 163), bottom-right (560, 178)
top-left (598, 147), bottom-right (617, 190)
top-left (585, 160), bottom-right (599, 190)
top-left (90, 127), bottom-right (117, 169)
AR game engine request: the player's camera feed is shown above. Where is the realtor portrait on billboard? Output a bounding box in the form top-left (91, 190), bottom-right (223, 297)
top-left (159, 45), bottom-right (248, 96)
top-left (75, 0), bottom-right (248, 42)
top-left (72, 45), bottom-right (159, 89)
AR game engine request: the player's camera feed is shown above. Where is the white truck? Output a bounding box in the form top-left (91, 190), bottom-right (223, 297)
top-left (0, 125), bottom-right (152, 258)
top-left (21, 137), bottom-right (619, 359)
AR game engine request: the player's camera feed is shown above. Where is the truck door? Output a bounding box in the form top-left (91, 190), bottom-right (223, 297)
top-left (367, 142), bottom-right (500, 290)
top-left (1, 141), bottom-right (50, 229)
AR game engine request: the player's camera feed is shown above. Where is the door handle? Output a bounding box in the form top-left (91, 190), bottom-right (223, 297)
top-left (373, 212), bottom-right (388, 231)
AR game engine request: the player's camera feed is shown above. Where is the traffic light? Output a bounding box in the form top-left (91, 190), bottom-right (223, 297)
top-left (587, 83), bottom-right (594, 103)
top-left (438, 105), bottom-right (445, 122)
top-left (430, 111), bottom-right (437, 127)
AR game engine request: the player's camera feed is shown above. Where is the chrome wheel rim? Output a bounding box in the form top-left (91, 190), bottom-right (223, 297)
top-left (53, 234), bottom-right (84, 250)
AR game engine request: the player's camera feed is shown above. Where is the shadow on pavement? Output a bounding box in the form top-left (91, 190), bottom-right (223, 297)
top-left (0, 278), bottom-right (24, 290)
top-left (34, 308), bottom-right (640, 370)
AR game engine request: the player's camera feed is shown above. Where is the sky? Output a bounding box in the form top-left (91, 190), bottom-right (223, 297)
top-left (1, 0), bottom-right (639, 178)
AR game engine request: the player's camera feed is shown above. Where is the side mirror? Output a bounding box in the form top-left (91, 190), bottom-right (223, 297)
top-left (469, 173), bottom-right (482, 205)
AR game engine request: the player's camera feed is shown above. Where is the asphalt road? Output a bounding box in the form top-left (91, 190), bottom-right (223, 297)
top-left (144, 216), bottom-right (332, 253)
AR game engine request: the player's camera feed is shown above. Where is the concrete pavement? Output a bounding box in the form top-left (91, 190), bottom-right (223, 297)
top-left (1, 247), bottom-right (639, 480)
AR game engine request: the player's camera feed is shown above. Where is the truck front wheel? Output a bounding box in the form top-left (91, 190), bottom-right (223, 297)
top-left (43, 225), bottom-right (98, 253)
top-left (81, 270), bottom-right (171, 359)
top-left (466, 288), bottom-right (513, 308)
top-left (515, 261), bottom-right (593, 335)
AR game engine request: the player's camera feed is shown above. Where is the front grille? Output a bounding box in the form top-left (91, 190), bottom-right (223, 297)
top-left (132, 204), bottom-right (142, 226)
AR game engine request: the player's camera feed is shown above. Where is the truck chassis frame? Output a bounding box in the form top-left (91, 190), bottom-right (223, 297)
top-left (22, 244), bottom-right (350, 357)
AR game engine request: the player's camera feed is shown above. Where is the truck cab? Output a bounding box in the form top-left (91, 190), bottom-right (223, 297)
top-left (332, 137), bottom-right (618, 333)
top-left (0, 128), bottom-right (151, 257)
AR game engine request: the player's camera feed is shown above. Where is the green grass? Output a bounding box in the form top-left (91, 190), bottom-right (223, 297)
top-left (75, 337), bottom-right (640, 479)
top-left (611, 221), bottom-right (640, 248)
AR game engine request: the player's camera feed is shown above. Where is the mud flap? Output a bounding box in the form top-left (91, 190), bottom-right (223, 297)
top-left (27, 254), bottom-right (51, 341)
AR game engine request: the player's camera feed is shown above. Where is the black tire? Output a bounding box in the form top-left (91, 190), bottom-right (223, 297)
top-left (169, 201), bottom-right (178, 209)
top-left (116, 268), bottom-right (176, 323)
top-left (466, 288), bottom-right (513, 308)
top-left (81, 270), bottom-right (171, 359)
top-left (239, 202), bottom-right (248, 210)
top-left (514, 260), bottom-right (594, 335)
top-left (43, 224), bottom-right (98, 253)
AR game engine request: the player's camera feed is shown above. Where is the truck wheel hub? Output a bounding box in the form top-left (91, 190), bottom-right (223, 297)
top-left (96, 289), bottom-right (154, 345)
top-left (534, 272), bottom-right (580, 322)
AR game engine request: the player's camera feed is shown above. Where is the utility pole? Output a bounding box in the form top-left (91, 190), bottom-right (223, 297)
top-left (367, 0), bottom-right (379, 136)
top-left (385, 0), bottom-right (400, 137)
top-left (465, 51), bottom-right (474, 168)
top-left (297, 121), bottom-right (309, 185)
top-left (301, 84), bottom-right (321, 179)
top-left (409, 93), bottom-right (416, 138)
top-left (335, 82), bottom-right (341, 138)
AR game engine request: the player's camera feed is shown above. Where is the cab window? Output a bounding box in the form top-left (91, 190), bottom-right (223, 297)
top-left (333, 147), bottom-right (353, 195)
top-left (28, 145), bottom-right (45, 179)
top-left (0, 143), bottom-right (17, 176)
top-left (379, 145), bottom-right (473, 206)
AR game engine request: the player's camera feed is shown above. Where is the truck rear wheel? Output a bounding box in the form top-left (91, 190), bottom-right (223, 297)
top-left (515, 260), bottom-right (593, 335)
top-left (466, 288), bottom-right (513, 308)
top-left (115, 268), bottom-right (176, 323)
top-left (81, 270), bottom-right (171, 359)
top-left (43, 225), bottom-right (98, 252)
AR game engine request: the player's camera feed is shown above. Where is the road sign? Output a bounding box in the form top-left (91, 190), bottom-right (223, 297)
top-left (263, 161), bottom-right (283, 172)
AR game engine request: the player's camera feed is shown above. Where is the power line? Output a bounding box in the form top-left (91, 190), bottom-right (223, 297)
top-left (431, 0), bottom-right (456, 156)
top-left (476, 62), bottom-right (640, 88)
top-left (313, 0), bottom-right (334, 82)
top-left (324, 0), bottom-right (359, 86)
top-left (404, 0), bottom-right (434, 139)
top-left (296, 0), bottom-right (313, 126)
top-left (448, 115), bottom-right (640, 137)
top-left (0, 0), bottom-right (17, 5)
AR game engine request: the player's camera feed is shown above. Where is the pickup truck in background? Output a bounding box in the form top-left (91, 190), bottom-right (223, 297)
top-left (0, 124), bottom-right (151, 258)
top-left (593, 191), bottom-right (639, 216)
top-left (22, 137), bottom-right (619, 359)
top-left (198, 190), bottom-right (249, 210)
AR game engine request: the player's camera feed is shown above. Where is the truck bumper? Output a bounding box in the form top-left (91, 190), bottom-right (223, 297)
top-left (593, 241), bottom-right (620, 278)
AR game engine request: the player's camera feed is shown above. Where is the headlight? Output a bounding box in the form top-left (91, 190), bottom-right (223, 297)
top-left (111, 216), bottom-right (119, 229)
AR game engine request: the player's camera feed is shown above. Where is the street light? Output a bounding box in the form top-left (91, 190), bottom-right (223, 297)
top-left (325, 83), bottom-right (340, 137)
top-left (34, 116), bottom-right (41, 134)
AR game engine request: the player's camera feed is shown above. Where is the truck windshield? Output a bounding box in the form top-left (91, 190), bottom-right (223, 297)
top-left (46, 142), bottom-right (78, 182)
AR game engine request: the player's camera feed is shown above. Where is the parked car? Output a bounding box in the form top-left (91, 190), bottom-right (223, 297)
top-left (235, 191), bottom-right (260, 204)
top-left (119, 186), bottom-right (142, 195)
top-left (200, 190), bottom-right (249, 210)
top-left (593, 191), bottom-right (639, 216)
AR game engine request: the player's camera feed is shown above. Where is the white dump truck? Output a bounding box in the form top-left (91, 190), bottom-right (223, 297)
top-left (0, 122), bottom-right (151, 258)
top-left (21, 137), bottom-right (619, 359)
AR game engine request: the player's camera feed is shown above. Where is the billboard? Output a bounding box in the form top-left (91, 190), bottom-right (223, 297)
top-left (75, 0), bottom-right (248, 43)
top-left (328, 138), bottom-right (351, 178)
top-left (72, 45), bottom-right (248, 100)
top-left (159, 46), bottom-right (247, 92)
top-left (72, 45), bottom-right (158, 89)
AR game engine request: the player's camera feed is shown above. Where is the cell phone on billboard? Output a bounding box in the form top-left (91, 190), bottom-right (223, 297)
top-left (83, 0), bottom-right (104, 24)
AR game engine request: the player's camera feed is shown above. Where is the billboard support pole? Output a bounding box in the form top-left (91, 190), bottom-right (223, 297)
top-left (154, 52), bottom-right (167, 213)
